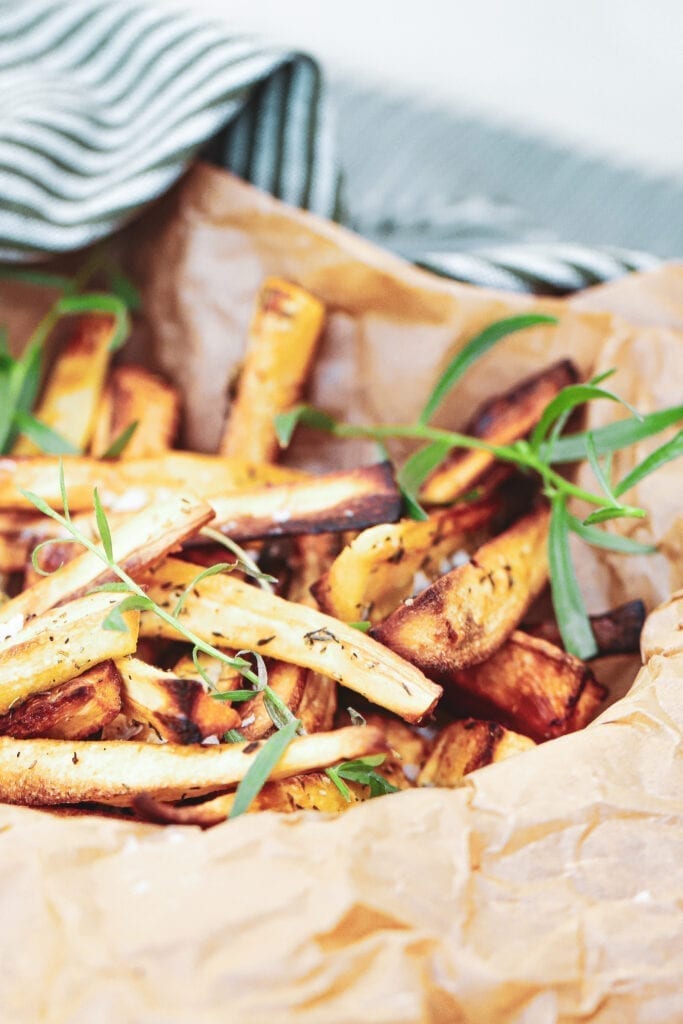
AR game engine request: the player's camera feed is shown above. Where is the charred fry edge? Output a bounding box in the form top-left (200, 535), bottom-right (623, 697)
top-left (0, 662), bottom-right (122, 739)
top-left (526, 599), bottom-right (646, 657)
top-left (371, 504), bottom-right (550, 674)
top-left (204, 462), bottom-right (401, 542)
top-left (421, 359), bottom-right (579, 504)
top-left (0, 494), bottom-right (214, 624)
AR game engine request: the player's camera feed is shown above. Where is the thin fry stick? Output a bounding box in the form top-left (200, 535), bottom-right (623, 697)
top-left (0, 725), bottom-right (386, 804)
top-left (13, 316), bottom-right (115, 455)
top-left (205, 463), bottom-right (401, 542)
top-left (0, 592), bottom-right (139, 714)
top-left (220, 278), bottom-right (324, 462)
top-left (139, 557), bottom-right (442, 723)
top-left (0, 494), bottom-right (214, 625)
top-left (421, 360), bottom-right (578, 504)
top-left (90, 365), bottom-right (180, 458)
top-left (371, 504), bottom-right (550, 673)
top-left (0, 453), bottom-right (305, 512)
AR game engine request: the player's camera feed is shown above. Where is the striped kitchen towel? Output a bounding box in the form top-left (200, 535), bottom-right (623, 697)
top-left (0, 0), bottom-right (674, 293)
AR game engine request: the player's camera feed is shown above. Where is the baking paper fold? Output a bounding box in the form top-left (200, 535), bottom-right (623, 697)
top-left (0, 164), bottom-right (682, 1023)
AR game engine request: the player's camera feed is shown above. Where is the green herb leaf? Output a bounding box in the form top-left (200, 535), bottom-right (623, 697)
top-left (567, 514), bottom-right (657, 555)
top-left (399, 485), bottom-right (429, 521)
top-left (585, 432), bottom-right (618, 507)
top-left (274, 404), bottom-right (337, 448)
top-left (30, 538), bottom-right (81, 576)
top-left (326, 754), bottom-right (399, 801)
top-left (90, 581), bottom-right (136, 593)
top-left (19, 488), bottom-right (64, 524)
top-left (12, 411), bottom-right (80, 455)
top-left (419, 314), bottom-right (557, 425)
top-left (100, 421), bottom-right (139, 459)
top-left (545, 404), bottom-right (683, 464)
top-left (201, 528), bottom-right (277, 591)
top-left (0, 267), bottom-right (74, 290)
top-left (349, 621), bottom-right (371, 633)
top-left (172, 563), bottom-right (233, 619)
top-left (583, 505), bottom-right (646, 526)
top-left (211, 689), bottom-right (259, 702)
top-left (108, 269), bottom-right (142, 312)
top-left (224, 729), bottom-right (244, 743)
top-left (229, 718), bottom-right (300, 818)
top-left (58, 460), bottom-right (71, 522)
top-left (530, 383), bottom-right (642, 455)
top-left (398, 440), bottom-right (453, 495)
top-left (548, 497), bottom-right (598, 659)
top-left (102, 594), bottom-right (152, 632)
top-left (93, 489), bottom-right (114, 562)
top-left (613, 429), bottom-right (683, 498)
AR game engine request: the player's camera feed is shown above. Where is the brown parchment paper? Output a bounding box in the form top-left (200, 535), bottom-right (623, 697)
top-left (1, 165), bottom-right (682, 1024)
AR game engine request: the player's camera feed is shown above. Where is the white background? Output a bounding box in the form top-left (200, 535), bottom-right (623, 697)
top-left (161, 0), bottom-right (682, 177)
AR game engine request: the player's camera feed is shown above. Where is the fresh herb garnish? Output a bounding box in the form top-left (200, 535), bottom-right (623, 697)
top-left (326, 754), bottom-right (399, 801)
top-left (275, 315), bottom-right (682, 659)
top-left (21, 463), bottom-right (302, 808)
top-left (100, 421), bottom-right (139, 459)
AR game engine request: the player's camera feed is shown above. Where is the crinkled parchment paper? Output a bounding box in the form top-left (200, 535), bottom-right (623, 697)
top-left (1, 165), bottom-right (682, 1023)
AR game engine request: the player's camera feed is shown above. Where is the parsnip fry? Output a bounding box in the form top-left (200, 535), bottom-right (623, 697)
top-left (140, 557), bottom-right (442, 722)
top-left (312, 493), bottom-right (501, 624)
top-left (0, 494), bottom-right (214, 625)
top-left (371, 504), bottom-right (550, 673)
top-left (0, 453), bottom-right (305, 512)
top-left (206, 463), bottom-right (401, 542)
top-left (132, 769), bottom-right (357, 827)
top-left (0, 592), bottom-right (139, 714)
top-left (0, 663), bottom-right (122, 739)
top-left (443, 631), bottom-right (607, 742)
top-left (220, 278), bottom-right (324, 462)
top-left (418, 719), bottom-right (535, 787)
top-left (527, 599), bottom-right (646, 657)
top-left (421, 360), bottom-right (578, 504)
top-left (90, 365), bottom-right (180, 458)
top-left (0, 725), bottom-right (386, 805)
top-left (115, 657), bottom-right (239, 742)
top-left (13, 315), bottom-right (115, 455)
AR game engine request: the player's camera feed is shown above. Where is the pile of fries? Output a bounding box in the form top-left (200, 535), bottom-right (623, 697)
top-left (0, 278), bottom-right (645, 827)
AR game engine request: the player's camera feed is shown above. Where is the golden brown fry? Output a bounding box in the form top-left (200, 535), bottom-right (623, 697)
top-left (0, 493), bottom-right (214, 625)
top-left (13, 316), bottom-right (115, 456)
top-left (0, 453), bottom-right (305, 512)
top-left (418, 719), bottom-right (535, 787)
top-left (0, 662), bottom-right (122, 739)
top-left (0, 725), bottom-right (386, 805)
top-left (132, 769), bottom-right (358, 827)
top-left (90, 365), bottom-right (180, 458)
top-left (238, 661), bottom-right (307, 741)
top-left (220, 278), bottom-right (324, 462)
top-left (443, 631), bottom-right (607, 742)
top-left (139, 557), bottom-right (442, 723)
top-left (371, 504), bottom-right (550, 674)
top-left (0, 592), bottom-right (139, 714)
top-left (421, 359), bottom-right (578, 504)
top-left (312, 493), bottom-right (501, 624)
top-left (527, 599), bottom-right (646, 657)
top-left (115, 657), bottom-right (239, 742)
top-left (205, 463), bottom-right (401, 542)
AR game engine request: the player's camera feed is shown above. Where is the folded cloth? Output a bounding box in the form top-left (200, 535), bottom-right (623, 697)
top-left (0, 0), bottom-right (669, 293)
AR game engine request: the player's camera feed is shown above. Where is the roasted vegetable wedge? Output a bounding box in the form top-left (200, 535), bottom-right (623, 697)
top-left (371, 504), bottom-right (550, 673)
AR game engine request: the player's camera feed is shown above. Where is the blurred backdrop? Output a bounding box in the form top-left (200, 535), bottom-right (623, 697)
top-left (155, 0), bottom-right (683, 261)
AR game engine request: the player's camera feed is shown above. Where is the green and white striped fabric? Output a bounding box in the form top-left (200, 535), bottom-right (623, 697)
top-left (0, 0), bottom-right (672, 293)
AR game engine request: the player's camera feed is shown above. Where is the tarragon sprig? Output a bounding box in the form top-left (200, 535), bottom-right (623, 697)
top-left (275, 315), bottom-right (683, 659)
